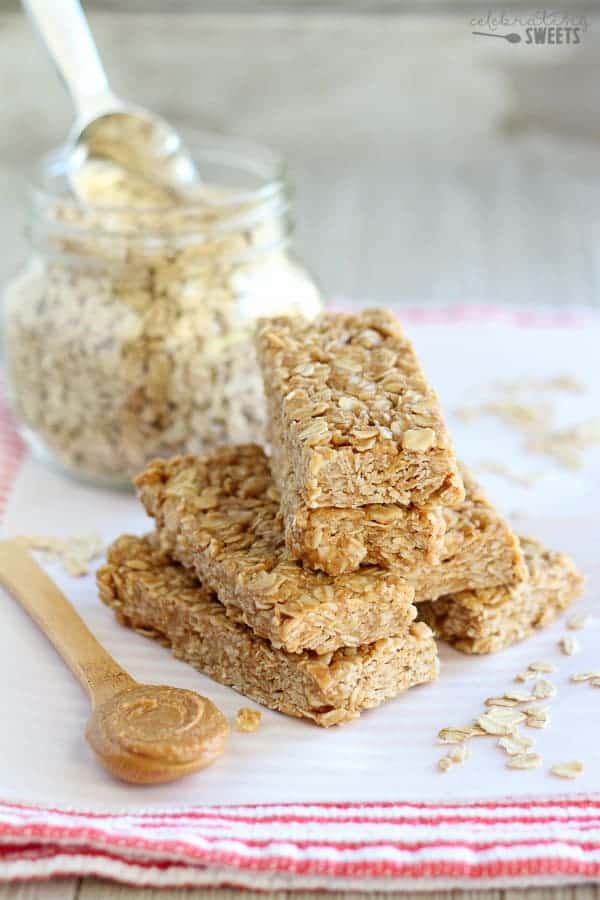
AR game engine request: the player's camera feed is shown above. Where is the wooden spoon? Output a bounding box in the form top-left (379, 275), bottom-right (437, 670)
top-left (0, 540), bottom-right (229, 784)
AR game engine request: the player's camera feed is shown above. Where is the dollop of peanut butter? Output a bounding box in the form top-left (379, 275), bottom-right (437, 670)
top-left (87, 684), bottom-right (229, 783)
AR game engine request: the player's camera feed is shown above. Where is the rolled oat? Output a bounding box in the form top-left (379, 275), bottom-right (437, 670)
top-left (497, 733), bottom-right (534, 756)
top-left (528, 661), bottom-right (556, 673)
top-left (525, 706), bottom-right (550, 729)
top-left (438, 724), bottom-right (486, 744)
top-left (16, 532), bottom-right (104, 577)
top-left (478, 707), bottom-right (526, 736)
top-left (570, 672), bottom-right (600, 682)
top-left (559, 636), bottom-right (580, 656)
top-left (5, 152), bottom-right (320, 484)
top-left (551, 761), bottom-right (584, 779)
top-left (567, 614), bottom-right (590, 631)
top-left (532, 679), bottom-right (556, 700)
top-left (506, 752), bottom-right (542, 770)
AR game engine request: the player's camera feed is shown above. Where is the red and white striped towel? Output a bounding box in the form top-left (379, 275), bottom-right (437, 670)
top-left (1, 304), bottom-right (599, 891)
top-left (2, 798), bottom-right (600, 889)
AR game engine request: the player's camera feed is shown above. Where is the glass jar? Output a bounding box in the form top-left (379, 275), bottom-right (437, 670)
top-left (3, 132), bottom-right (321, 487)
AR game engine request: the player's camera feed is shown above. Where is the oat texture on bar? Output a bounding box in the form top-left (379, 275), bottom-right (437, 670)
top-left (256, 309), bottom-right (464, 510)
top-left (407, 465), bottom-right (527, 601)
top-left (418, 537), bottom-right (584, 654)
top-left (282, 478), bottom-right (447, 575)
top-left (282, 459), bottom-right (525, 582)
top-left (98, 535), bottom-right (439, 727)
top-left (135, 445), bottom-right (416, 655)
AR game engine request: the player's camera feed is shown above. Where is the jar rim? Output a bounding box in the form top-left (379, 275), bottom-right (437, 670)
top-left (26, 129), bottom-right (292, 252)
top-left (28, 129), bottom-right (288, 216)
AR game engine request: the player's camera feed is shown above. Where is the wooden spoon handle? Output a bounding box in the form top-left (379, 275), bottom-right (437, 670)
top-left (0, 540), bottom-right (135, 706)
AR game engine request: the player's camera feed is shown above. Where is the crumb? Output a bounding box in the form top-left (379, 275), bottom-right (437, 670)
top-left (234, 707), bottom-right (262, 733)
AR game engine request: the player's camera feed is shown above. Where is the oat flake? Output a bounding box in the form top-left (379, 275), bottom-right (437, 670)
top-left (497, 733), bottom-right (534, 756)
top-left (551, 761), bottom-right (584, 779)
top-left (507, 752), bottom-right (542, 770)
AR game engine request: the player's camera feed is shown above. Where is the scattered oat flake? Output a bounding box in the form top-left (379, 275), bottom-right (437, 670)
top-left (449, 744), bottom-right (470, 764)
top-left (478, 708), bottom-right (526, 736)
top-left (486, 696), bottom-right (520, 708)
top-left (515, 670), bottom-right (537, 683)
top-left (497, 733), bottom-right (534, 756)
top-left (64, 556), bottom-right (90, 577)
top-left (459, 377), bottom-right (596, 472)
top-left (485, 706), bottom-right (527, 723)
top-left (504, 690), bottom-right (534, 703)
top-left (559, 636), bottom-right (580, 656)
top-left (477, 460), bottom-right (541, 488)
top-left (234, 708), bottom-right (262, 733)
top-left (474, 400), bottom-right (552, 430)
top-left (567, 614), bottom-right (590, 631)
top-left (524, 703), bottom-right (549, 714)
top-left (526, 417), bottom-right (600, 470)
top-left (571, 672), bottom-right (600, 683)
top-left (507, 752), bottom-right (542, 770)
top-left (532, 679), bottom-right (556, 700)
top-left (438, 744), bottom-right (470, 772)
top-left (17, 532), bottom-right (104, 577)
top-left (494, 374), bottom-right (586, 395)
top-left (551, 761), bottom-right (584, 779)
top-left (528, 661), bottom-right (555, 673)
top-left (525, 706), bottom-right (550, 729)
top-left (526, 718), bottom-right (548, 731)
top-left (591, 678), bottom-right (600, 688)
top-left (543, 374), bottom-right (586, 393)
top-left (438, 724), bottom-right (485, 744)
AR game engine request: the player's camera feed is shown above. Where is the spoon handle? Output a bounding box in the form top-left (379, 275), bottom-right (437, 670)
top-left (0, 540), bottom-right (135, 706)
top-left (22, 0), bottom-right (115, 120)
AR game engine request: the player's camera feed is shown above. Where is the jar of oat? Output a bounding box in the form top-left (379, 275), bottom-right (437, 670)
top-left (3, 132), bottom-right (321, 487)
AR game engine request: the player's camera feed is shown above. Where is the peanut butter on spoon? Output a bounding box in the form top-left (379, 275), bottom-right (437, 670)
top-left (0, 540), bottom-right (229, 784)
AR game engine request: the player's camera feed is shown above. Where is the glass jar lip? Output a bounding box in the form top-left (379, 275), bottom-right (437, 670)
top-left (28, 129), bottom-right (288, 216)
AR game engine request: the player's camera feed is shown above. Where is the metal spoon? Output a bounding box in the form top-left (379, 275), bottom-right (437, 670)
top-left (0, 540), bottom-right (229, 784)
top-left (22, 0), bottom-right (197, 195)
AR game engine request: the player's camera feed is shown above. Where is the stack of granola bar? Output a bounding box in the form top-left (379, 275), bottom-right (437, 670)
top-left (98, 309), bottom-right (584, 726)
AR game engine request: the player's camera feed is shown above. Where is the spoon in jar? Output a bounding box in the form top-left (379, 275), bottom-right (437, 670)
top-left (0, 540), bottom-right (229, 784)
top-left (22, 0), bottom-right (198, 200)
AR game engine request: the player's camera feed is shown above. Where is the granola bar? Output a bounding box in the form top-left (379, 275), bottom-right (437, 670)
top-left (418, 537), bottom-right (584, 653)
top-left (256, 308), bottom-right (464, 509)
top-left (135, 446), bottom-right (416, 655)
top-left (283, 486), bottom-right (447, 575)
top-left (408, 466), bottom-right (528, 601)
top-left (98, 535), bottom-right (439, 726)
top-left (281, 462), bottom-right (524, 581)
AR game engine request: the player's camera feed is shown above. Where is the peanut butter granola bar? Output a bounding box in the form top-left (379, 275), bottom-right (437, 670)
top-left (407, 466), bottom-right (527, 601)
top-left (135, 446), bottom-right (416, 655)
top-left (98, 535), bottom-right (439, 726)
top-left (283, 487), bottom-right (447, 575)
top-left (256, 309), bottom-right (464, 510)
top-left (418, 537), bottom-right (584, 653)
top-left (281, 462), bottom-right (524, 581)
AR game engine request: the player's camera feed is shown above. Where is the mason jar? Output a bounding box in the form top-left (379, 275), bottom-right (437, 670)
top-left (3, 132), bottom-right (322, 487)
